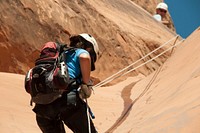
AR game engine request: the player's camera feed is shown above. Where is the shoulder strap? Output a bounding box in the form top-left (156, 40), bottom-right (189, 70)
top-left (55, 39), bottom-right (68, 54)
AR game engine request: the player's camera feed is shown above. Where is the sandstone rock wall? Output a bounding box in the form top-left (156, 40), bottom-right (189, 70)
top-left (0, 0), bottom-right (177, 83)
top-left (131, 0), bottom-right (176, 31)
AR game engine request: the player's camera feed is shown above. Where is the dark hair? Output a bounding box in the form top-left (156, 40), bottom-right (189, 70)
top-left (69, 35), bottom-right (97, 71)
top-left (69, 35), bottom-right (83, 48)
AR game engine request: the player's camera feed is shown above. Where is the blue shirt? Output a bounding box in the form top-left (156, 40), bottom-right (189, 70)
top-left (64, 48), bottom-right (89, 79)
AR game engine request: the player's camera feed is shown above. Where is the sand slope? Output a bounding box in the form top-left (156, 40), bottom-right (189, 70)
top-left (0, 29), bottom-right (200, 132)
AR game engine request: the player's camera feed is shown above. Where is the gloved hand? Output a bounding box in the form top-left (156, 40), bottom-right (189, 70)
top-left (79, 84), bottom-right (93, 99)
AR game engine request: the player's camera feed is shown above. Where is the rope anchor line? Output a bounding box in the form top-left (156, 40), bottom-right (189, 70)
top-left (94, 35), bottom-right (183, 88)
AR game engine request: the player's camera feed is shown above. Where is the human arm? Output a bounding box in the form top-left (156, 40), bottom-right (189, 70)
top-left (161, 20), bottom-right (170, 26)
top-left (79, 53), bottom-right (93, 99)
top-left (79, 52), bottom-right (91, 84)
top-left (153, 14), bottom-right (169, 26)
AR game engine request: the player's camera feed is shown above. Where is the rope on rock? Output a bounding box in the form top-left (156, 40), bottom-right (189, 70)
top-left (94, 35), bottom-right (184, 88)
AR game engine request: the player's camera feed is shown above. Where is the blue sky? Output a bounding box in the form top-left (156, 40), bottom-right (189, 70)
top-left (165, 0), bottom-right (200, 38)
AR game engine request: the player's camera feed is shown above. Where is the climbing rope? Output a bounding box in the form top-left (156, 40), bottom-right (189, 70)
top-left (94, 35), bottom-right (184, 88)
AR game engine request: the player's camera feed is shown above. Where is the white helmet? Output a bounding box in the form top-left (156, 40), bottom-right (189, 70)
top-left (156, 2), bottom-right (168, 11)
top-left (79, 33), bottom-right (99, 58)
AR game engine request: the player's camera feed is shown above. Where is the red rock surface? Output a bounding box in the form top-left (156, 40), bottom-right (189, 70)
top-left (0, 0), bottom-right (177, 83)
top-left (0, 28), bottom-right (200, 133)
top-left (2, 1), bottom-right (199, 133)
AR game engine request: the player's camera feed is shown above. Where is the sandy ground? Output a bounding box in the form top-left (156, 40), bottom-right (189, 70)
top-left (0, 28), bottom-right (200, 132)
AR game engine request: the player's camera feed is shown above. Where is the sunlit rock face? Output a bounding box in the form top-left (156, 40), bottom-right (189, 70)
top-left (0, 0), bottom-right (176, 82)
top-left (131, 0), bottom-right (176, 31)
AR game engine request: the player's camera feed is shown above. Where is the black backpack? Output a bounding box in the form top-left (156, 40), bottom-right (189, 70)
top-left (24, 42), bottom-right (75, 105)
